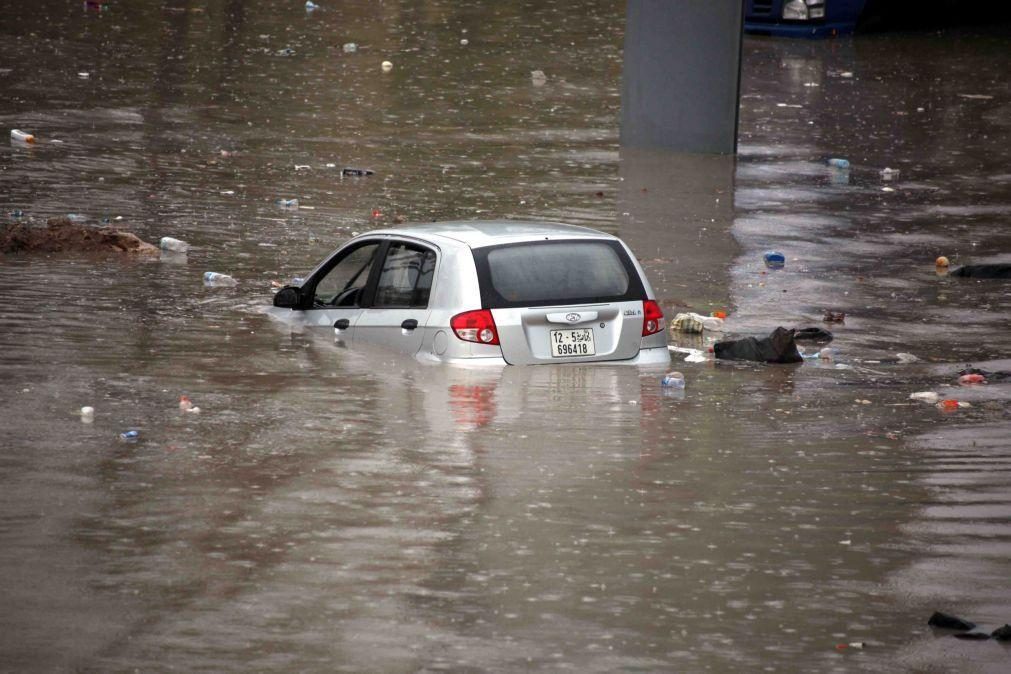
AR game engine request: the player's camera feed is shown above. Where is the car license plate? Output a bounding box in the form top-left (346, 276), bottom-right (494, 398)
top-left (550, 328), bottom-right (595, 357)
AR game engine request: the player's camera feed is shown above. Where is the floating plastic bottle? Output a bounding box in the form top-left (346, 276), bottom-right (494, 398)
top-left (879, 167), bottom-right (900, 180)
top-left (661, 371), bottom-right (685, 389)
top-left (909, 391), bottom-right (938, 404)
top-left (342, 167), bottom-right (374, 177)
top-left (827, 158), bottom-right (850, 169)
top-left (11, 129), bottom-right (35, 144)
top-left (343, 42), bottom-right (358, 53)
top-left (203, 271), bottom-right (237, 286)
top-left (764, 251), bottom-right (786, 268)
top-left (276, 198), bottom-right (299, 209)
top-left (119, 430), bottom-right (140, 442)
top-left (305, 0), bottom-right (319, 11)
top-left (159, 236), bottom-right (189, 253)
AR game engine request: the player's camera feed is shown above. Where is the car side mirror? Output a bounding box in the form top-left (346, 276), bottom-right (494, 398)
top-left (273, 286), bottom-right (303, 308)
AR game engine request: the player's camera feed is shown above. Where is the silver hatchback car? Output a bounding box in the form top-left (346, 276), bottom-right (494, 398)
top-left (270, 220), bottom-right (670, 366)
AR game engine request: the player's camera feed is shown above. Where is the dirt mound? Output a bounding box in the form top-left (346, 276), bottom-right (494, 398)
top-left (1, 217), bottom-right (158, 255)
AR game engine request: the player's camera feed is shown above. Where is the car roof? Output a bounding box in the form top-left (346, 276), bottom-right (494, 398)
top-left (369, 220), bottom-right (617, 249)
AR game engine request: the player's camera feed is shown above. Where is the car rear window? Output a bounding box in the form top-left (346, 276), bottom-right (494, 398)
top-left (473, 240), bottom-right (645, 308)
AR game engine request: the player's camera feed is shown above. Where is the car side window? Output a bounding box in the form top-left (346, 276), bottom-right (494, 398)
top-left (373, 243), bottom-right (437, 308)
top-left (313, 242), bottom-right (380, 307)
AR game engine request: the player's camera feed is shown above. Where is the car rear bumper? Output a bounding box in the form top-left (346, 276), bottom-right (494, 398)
top-left (418, 345), bottom-right (670, 367)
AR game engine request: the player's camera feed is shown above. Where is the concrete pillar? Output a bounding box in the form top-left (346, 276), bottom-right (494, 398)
top-left (620, 0), bottom-right (744, 154)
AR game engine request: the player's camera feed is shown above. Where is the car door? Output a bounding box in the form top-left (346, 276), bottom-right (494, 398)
top-left (300, 239), bottom-right (383, 344)
top-left (355, 240), bottom-right (437, 355)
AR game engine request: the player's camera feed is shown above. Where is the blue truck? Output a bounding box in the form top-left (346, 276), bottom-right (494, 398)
top-left (745, 0), bottom-right (867, 37)
top-left (746, 1), bottom-right (1011, 37)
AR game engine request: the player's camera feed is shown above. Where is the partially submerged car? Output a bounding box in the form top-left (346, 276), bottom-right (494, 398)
top-left (269, 220), bottom-right (670, 366)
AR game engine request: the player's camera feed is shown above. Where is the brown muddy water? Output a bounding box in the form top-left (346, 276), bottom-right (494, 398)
top-left (2, 1), bottom-right (1010, 672)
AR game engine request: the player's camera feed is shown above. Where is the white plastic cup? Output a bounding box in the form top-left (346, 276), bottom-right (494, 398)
top-left (80, 406), bottom-right (95, 422)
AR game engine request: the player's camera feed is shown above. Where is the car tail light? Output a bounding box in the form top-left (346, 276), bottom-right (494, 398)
top-left (642, 300), bottom-right (665, 336)
top-left (451, 309), bottom-right (500, 345)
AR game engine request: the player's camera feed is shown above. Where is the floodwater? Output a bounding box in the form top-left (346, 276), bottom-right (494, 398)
top-left (2, 1), bottom-right (1010, 671)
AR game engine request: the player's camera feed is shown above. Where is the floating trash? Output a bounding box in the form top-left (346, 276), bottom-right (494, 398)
top-left (159, 236), bottom-right (189, 253)
top-left (10, 129), bottom-right (35, 144)
top-left (203, 271), bottom-right (237, 286)
top-left (661, 371), bottom-right (685, 389)
top-left (764, 251), bottom-right (786, 268)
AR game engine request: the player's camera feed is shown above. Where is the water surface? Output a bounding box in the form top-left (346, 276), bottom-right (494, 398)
top-left (1, 2), bottom-right (1010, 671)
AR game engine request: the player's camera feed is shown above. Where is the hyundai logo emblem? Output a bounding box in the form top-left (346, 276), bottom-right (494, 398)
top-left (565, 313), bottom-right (581, 323)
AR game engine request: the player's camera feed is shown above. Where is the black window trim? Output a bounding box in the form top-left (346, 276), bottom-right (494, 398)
top-left (303, 238), bottom-right (386, 310)
top-left (471, 238), bottom-right (646, 310)
top-left (301, 236), bottom-right (439, 311)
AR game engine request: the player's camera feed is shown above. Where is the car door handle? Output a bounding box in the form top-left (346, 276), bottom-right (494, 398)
top-left (401, 319), bottom-right (418, 331)
top-left (334, 319), bottom-right (350, 330)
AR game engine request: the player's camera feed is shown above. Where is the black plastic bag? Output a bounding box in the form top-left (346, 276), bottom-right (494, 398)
top-left (714, 327), bottom-right (803, 364)
top-left (992, 624), bottom-right (1011, 641)
top-left (927, 611), bottom-right (975, 631)
top-left (950, 264), bottom-right (1011, 279)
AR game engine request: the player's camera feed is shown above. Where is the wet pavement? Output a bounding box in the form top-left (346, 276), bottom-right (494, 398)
top-left (2, 1), bottom-right (1010, 671)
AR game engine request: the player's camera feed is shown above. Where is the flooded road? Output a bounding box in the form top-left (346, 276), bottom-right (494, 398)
top-left (2, 1), bottom-right (1010, 671)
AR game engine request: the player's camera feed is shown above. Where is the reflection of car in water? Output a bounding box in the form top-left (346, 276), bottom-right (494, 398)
top-left (270, 221), bottom-right (670, 366)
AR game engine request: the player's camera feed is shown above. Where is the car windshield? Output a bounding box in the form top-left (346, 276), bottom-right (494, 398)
top-left (473, 240), bottom-right (642, 308)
